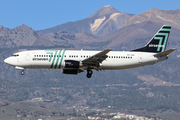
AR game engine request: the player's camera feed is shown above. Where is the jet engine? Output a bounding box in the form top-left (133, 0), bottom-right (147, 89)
top-left (62, 60), bottom-right (83, 75)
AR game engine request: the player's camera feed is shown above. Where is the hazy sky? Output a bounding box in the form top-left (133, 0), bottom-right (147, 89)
top-left (0, 0), bottom-right (179, 30)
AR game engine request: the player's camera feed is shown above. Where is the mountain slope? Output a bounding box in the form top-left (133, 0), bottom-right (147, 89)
top-left (0, 25), bottom-right (39, 48)
top-left (37, 5), bottom-right (133, 36)
top-left (0, 25), bottom-right (102, 49)
top-left (125, 8), bottom-right (180, 29)
top-left (100, 21), bottom-right (180, 54)
top-left (98, 8), bottom-right (180, 53)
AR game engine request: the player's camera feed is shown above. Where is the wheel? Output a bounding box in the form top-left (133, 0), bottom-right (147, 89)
top-left (86, 69), bottom-right (93, 78)
top-left (88, 70), bottom-right (93, 74)
top-left (86, 73), bottom-right (92, 78)
top-left (21, 70), bottom-right (24, 75)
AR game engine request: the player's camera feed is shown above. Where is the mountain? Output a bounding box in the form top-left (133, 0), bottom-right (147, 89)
top-left (0, 25), bottom-right (102, 49)
top-left (101, 21), bottom-right (180, 53)
top-left (37, 5), bottom-right (133, 35)
top-left (0, 25), bottom-right (39, 48)
top-left (2, 6), bottom-right (180, 119)
top-left (35, 7), bottom-right (180, 53)
top-left (94, 8), bottom-right (180, 54)
top-left (125, 8), bottom-right (180, 29)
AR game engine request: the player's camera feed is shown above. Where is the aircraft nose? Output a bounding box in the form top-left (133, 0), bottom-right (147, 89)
top-left (4, 57), bottom-right (11, 65)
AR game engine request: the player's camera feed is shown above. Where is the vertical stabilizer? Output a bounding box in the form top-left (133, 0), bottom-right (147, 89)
top-left (131, 25), bottom-right (171, 53)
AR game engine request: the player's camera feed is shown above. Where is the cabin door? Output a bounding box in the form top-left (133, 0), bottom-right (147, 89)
top-left (138, 54), bottom-right (143, 63)
top-left (25, 52), bottom-right (31, 61)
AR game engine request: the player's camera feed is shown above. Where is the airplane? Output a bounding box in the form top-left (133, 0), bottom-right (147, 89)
top-left (4, 25), bottom-right (176, 78)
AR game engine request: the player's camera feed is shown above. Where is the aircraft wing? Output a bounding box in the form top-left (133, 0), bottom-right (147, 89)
top-left (154, 49), bottom-right (176, 57)
top-left (82, 49), bottom-right (112, 66)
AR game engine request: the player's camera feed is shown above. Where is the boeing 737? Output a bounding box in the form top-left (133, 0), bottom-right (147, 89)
top-left (4, 25), bottom-right (175, 78)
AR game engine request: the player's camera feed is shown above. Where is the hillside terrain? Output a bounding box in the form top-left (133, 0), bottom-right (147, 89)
top-left (1, 5), bottom-right (180, 120)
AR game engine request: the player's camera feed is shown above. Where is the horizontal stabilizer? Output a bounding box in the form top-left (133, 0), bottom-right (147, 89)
top-left (154, 49), bottom-right (176, 57)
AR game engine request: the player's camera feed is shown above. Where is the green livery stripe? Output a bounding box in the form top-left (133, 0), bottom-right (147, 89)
top-left (59, 50), bottom-right (66, 69)
top-left (46, 50), bottom-right (57, 62)
top-left (51, 51), bottom-right (57, 68)
top-left (45, 50), bottom-right (66, 69)
top-left (163, 25), bottom-right (171, 27)
top-left (46, 52), bottom-right (53, 62)
top-left (154, 37), bottom-right (163, 51)
top-left (161, 29), bottom-right (171, 31)
top-left (157, 33), bottom-right (169, 52)
top-left (154, 32), bottom-right (169, 52)
top-left (54, 50), bottom-right (62, 69)
top-left (162, 34), bottom-right (169, 52)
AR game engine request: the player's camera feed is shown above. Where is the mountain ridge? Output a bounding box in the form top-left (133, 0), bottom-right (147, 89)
top-left (1, 6), bottom-right (180, 53)
top-left (37, 5), bottom-right (132, 35)
top-left (125, 7), bottom-right (180, 29)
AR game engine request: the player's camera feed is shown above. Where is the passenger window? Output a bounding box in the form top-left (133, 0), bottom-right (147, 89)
top-left (69, 55), bottom-right (71, 57)
top-left (39, 55), bottom-right (41, 57)
top-left (34, 55), bottom-right (36, 57)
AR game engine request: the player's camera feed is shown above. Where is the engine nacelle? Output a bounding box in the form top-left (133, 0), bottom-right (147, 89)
top-left (65, 60), bottom-right (79, 68)
top-left (62, 69), bottom-right (78, 74)
top-left (62, 69), bottom-right (83, 75)
top-left (62, 60), bottom-right (83, 74)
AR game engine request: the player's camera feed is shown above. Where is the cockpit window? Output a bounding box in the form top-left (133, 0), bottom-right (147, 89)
top-left (13, 54), bottom-right (19, 57)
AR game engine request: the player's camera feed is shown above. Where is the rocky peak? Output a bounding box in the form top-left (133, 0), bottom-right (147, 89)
top-left (87, 5), bottom-right (121, 19)
top-left (0, 25), bottom-right (4, 29)
top-left (0, 25), bottom-right (10, 32)
top-left (15, 24), bottom-right (33, 31)
top-left (149, 7), bottom-right (160, 12)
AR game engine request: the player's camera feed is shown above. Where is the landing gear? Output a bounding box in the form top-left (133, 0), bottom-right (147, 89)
top-left (86, 68), bottom-right (93, 78)
top-left (21, 70), bottom-right (24, 75)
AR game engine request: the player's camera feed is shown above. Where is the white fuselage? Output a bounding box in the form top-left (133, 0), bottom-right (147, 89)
top-left (4, 49), bottom-right (167, 70)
